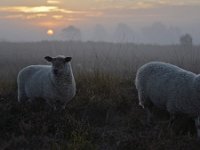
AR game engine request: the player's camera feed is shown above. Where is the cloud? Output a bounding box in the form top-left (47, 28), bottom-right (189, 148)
top-left (0, 0), bottom-right (200, 29)
top-left (0, 6), bottom-right (85, 14)
top-left (0, 0), bottom-right (46, 6)
top-left (0, 5), bottom-right (92, 22)
top-left (92, 0), bottom-right (200, 10)
top-left (0, 14), bottom-right (24, 19)
top-left (47, 0), bottom-right (61, 4)
top-left (0, 4), bottom-right (103, 28)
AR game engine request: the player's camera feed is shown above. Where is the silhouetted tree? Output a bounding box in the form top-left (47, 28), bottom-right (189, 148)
top-left (62, 25), bottom-right (82, 41)
top-left (180, 34), bottom-right (193, 47)
top-left (142, 22), bottom-right (181, 44)
top-left (114, 23), bottom-right (134, 43)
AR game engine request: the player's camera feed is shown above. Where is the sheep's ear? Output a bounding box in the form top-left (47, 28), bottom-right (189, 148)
top-left (44, 56), bottom-right (53, 62)
top-left (65, 57), bottom-right (72, 62)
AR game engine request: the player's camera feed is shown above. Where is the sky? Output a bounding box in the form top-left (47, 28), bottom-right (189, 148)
top-left (0, 0), bottom-right (200, 42)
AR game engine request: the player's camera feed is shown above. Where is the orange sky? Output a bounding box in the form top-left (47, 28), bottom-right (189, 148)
top-left (0, 0), bottom-right (200, 41)
top-left (1, 0), bottom-right (200, 29)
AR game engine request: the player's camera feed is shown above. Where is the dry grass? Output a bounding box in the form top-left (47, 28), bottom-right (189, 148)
top-left (0, 41), bottom-right (200, 149)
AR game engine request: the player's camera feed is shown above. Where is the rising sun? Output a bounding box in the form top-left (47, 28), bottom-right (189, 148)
top-left (47, 29), bottom-right (54, 36)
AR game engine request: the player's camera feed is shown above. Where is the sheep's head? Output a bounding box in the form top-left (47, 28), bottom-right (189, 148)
top-left (45, 55), bottom-right (72, 76)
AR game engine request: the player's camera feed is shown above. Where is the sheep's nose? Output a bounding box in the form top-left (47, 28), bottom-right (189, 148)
top-left (53, 69), bottom-right (59, 75)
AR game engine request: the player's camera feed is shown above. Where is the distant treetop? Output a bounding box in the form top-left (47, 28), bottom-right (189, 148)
top-left (180, 33), bottom-right (193, 47)
top-left (62, 25), bottom-right (82, 41)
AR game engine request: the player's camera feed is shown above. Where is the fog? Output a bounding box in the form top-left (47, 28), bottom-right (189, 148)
top-left (1, 21), bottom-right (200, 45)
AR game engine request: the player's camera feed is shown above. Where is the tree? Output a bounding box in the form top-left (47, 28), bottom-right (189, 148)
top-left (180, 34), bottom-right (193, 47)
top-left (142, 22), bottom-right (182, 44)
top-left (62, 25), bottom-right (82, 41)
top-left (114, 23), bottom-right (134, 43)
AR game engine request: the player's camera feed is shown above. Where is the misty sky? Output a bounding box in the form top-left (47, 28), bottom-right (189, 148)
top-left (0, 0), bottom-right (200, 43)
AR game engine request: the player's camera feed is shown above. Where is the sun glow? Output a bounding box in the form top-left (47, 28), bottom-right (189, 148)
top-left (47, 0), bottom-right (60, 4)
top-left (47, 29), bottom-right (54, 35)
top-left (0, 6), bottom-right (57, 13)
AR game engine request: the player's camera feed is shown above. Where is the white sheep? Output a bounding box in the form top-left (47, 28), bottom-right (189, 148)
top-left (17, 55), bottom-right (76, 110)
top-left (135, 61), bottom-right (200, 137)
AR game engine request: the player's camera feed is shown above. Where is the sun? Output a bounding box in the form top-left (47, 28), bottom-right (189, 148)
top-left (47, 29), bottom-right (54, 36)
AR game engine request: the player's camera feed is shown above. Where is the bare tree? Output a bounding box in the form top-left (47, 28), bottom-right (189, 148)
top-left (62, 25), bottom-right (82, 41)
top-left (114, 23), bottom-right (134, 43)
top-left (142, 22), bottom-right (182, 44)
top-left (180, 33), bottom-right (193, 47)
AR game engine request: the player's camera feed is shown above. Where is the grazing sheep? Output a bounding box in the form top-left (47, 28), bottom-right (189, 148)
top-left (135, 61), bottom-right (200, 137)
top-left (17, 55), bottom-right (76, 110)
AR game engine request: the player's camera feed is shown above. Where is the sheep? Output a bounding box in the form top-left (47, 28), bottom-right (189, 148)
top-left (17, 55), bottom-right (76, 110)
top-left (135, 61), bottom-right (200, 137)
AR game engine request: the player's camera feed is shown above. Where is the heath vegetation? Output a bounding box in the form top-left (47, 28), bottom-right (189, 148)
top-left (0, 41), bottom-right (200, 149)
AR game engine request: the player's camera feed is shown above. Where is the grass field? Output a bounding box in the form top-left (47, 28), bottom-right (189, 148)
top-left (0, 41), bottom-right (200, 149)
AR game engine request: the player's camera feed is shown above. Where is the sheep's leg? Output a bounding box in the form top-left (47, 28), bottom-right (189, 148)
top-left (137, 91), bottom-right (154, 126)
top-left (138, 92), bottom-right (144, 108)
top-left (144, 99), bottom-right (154, 126)
top-left (195, 117), bottom-right (200, 138)
top-left (17, 86), bottom-right (28, 102)
top-left (18, 94), bottom-right (28, 102)
top-left (145, 108), bottom-right (154, 126)
top-left (167, 113), bottom-right (177, 131)
top-left (169, 114), bottom-right (176, 125)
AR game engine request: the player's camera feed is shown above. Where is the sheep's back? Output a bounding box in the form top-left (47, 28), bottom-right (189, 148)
top-left (18, 65), bottom-right (50, 81)
top-left (18, 65), bottom-right (52, 98)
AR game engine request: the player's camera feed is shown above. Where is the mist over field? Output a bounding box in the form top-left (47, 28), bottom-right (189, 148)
top-left (1, 22), bottom-right (200, 45)
top-left (0, 40), bottom-right (199, 89)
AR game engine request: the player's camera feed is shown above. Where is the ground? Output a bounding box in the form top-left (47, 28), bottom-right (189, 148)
top-left (0, 72), bottom-right (200, 150)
